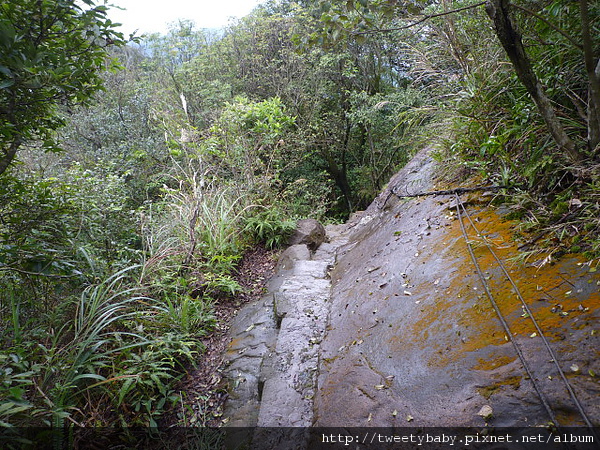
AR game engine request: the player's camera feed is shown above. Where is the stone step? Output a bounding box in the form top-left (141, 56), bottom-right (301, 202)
top-left (222, 221), bottom-right (355, 439)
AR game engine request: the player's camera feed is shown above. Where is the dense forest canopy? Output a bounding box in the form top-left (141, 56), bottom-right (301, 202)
top-left (0, 0), bottom-right (598, 428)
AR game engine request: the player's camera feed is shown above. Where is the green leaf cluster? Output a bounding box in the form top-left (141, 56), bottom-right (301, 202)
top-left (0, 0), bottom-right (128, 174)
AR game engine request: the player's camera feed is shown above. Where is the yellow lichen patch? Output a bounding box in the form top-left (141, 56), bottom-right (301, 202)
top-left (408, 202), bottom-right (599, 371)
top-left (465, 208), bottom-right (599, 340)
top-left (477, 376), bottom-right (522, 399)
top-left (227, 337), bottom-right (243, 351)
top-left (555, 408), bottom-right (586, 426)
top-left (406, 217), bottom-right (507, 368)
top-left (472, 355), bottom-right (517, 371)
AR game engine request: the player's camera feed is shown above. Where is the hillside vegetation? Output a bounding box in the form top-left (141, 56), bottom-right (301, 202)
top-left (0, 0), bottom-right (598, 428)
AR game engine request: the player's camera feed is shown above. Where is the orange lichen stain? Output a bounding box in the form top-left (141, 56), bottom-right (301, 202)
top-left (225, 337), bottom-right (248, 359)
top-left (407, 203), bottom-right (599, 370)
top-left (227, 337), bottom-right (243, 349)
top-left (555, 408), bottom-right (589, 427)
top-left (407, 217), bottom-right (506, 368)
top-left (477, 376), bottom-right (522, 399)
top-left (472, 355), bottom-right (517, 371)
top-left (467, 208), bottom-right (599, 338)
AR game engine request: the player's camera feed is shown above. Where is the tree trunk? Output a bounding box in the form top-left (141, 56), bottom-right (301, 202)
top-left (588, 88), bottom-right (600, 155)
top-left (0, 94), bottom-right (21, 176)
top-left (485, 0), bottom-right (585, 162)
top-left (580, 0), bottom-right (600, 155)
top-left (0, 139), bottom-right (21, 176)
top-left (324, 151), bottom-right (353, 212)
top-left (593, 59), bottom-right (600, 157)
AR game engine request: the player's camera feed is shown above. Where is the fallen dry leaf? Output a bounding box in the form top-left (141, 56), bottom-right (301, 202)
top-left (478, 405), bottom-right (493, 421)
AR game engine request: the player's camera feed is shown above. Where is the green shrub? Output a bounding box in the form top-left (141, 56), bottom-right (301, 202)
top-left (244, 208), bottom-right (296, 249)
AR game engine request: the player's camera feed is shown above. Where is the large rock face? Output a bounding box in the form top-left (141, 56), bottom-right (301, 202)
top-left (314, 149), bottom-right (599, 428)
top-left (222, 147), bottom-right (599, 443)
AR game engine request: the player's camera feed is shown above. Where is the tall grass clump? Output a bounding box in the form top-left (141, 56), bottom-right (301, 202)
top-left (140, 160), bottom-right (256, 301)
top-left (0, 265), bottom-right (204, 428)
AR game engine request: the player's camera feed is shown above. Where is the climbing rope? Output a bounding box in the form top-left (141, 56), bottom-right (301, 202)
top-left (455, 194), bottom-right (599, 436)
top-left (453, 194), bottom-right (559, 427)
top-left (379, 184), bottom-right (510, 210)
top-left (455, 194), bottom-right (596, 434)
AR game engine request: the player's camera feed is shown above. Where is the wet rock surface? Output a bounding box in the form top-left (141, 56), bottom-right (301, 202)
top-left (223, 147), bottom-right (599, 433)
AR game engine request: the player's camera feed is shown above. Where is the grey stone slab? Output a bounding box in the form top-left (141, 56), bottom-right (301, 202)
top-left (290, 259), bottom-right (330, 278)
top-left (223, 193), bottom-right (357, 429)
top-left (276, 244), bottom-right (310, 271)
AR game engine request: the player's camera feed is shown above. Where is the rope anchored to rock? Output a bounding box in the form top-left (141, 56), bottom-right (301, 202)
top-left (380, 184), bottom-right (511, 209)
top-left (392, 184), bottom-right (510, 198)
top-left (454, 193), bottom-right (597, 436)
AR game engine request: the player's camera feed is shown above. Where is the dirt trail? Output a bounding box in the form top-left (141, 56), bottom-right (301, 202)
top-left (222, 148), bottom-right (599, 435)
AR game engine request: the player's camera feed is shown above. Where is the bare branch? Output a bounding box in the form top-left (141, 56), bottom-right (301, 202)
top-left (511, 3), bottom-right (582, 50)
top-left (352, 2), bottom-right (486, 35)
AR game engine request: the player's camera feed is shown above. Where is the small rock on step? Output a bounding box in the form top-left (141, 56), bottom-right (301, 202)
top-left (288, 219), bottom-right (327, 250)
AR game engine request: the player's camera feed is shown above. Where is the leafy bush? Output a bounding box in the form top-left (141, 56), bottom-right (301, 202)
top-left (244, 208), bottom-right (296, 249)
top-left (0, 266), bottom-right (205, 428)
top-left (0, 166), bottom-right (141, 285)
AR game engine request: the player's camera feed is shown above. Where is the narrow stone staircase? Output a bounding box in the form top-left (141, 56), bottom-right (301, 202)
top-left (222, 223), bottom-right (352, 430)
